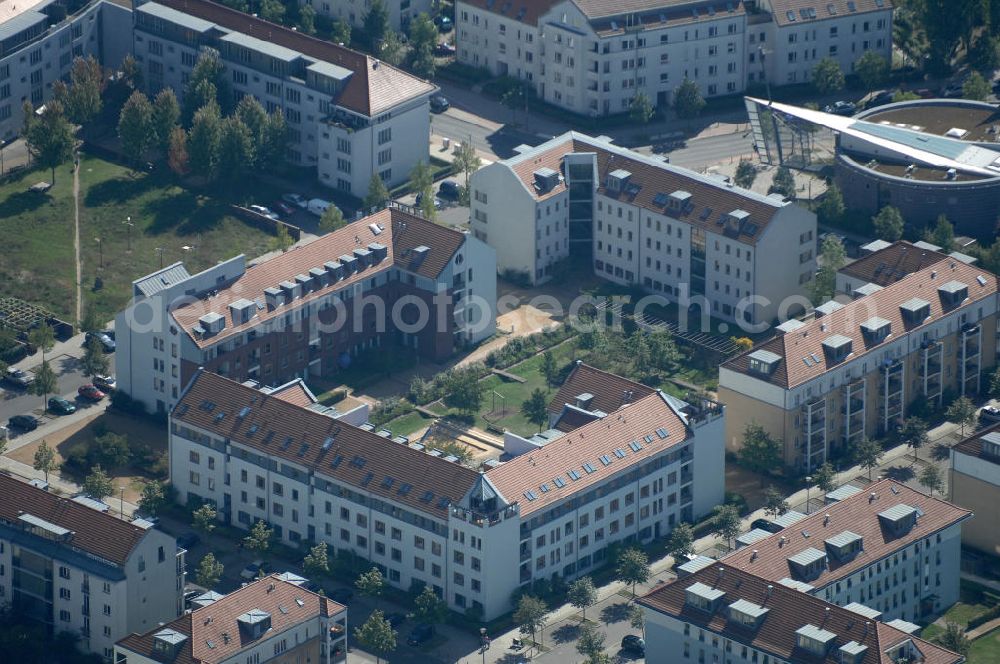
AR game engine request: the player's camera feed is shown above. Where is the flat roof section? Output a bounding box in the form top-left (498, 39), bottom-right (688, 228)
top-left (864, 103), bottom-right (1000, 143)
top-left (0, 0), bottom-right (49, 25)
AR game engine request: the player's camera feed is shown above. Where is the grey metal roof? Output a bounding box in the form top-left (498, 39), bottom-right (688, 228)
top-left (825, 530), bottom-right (863, 549)
top-left (913, 240), bottom-right (942, 251)
top-left (814, 300), bottom-right (845, 316)
top-left (900, 296), bottom-right (931, 313)
top-left (728, 598), bottom-right (769, 619)
top-left (860, 316), bottom-right (891, 333)
top-left (981, 431), bottom-right (1000, 446)
top-left (736, 528), bottom-right (773, 547)
top-left (220, 31), bottom-right (302, 61)
top-left (842, 601), bottom-right (882, 619)
top-left (939, 279), bottom-right (968, 294)
top-left (853, 282), bottom-right (884, 297)
top-left (777, 577), bottom-right (814, 592)
top-left (0, 10), bottom-right (47, 42)
top-left (18, 513), bottom-right (71, 537)
top-left (133, 262), bottom-right (192, 297)
top-left (885, 618), bottom-right (921, 634)
top-left (788, 546), bottom-right (827, 567)
top-left (861, 239), bottom-right (892, 253)
top-left (879, 504), bottom-right (918, 522)
top-left (678, 555), bottom-right (715, 575)
top-left (854, 122), bottom-right (970, 160)
top-left (153, 629), bottom-right (188, 645)
top-left (950, 251), bottom-right (977, 265)
top-left (839, 641), bottom-right (868, 656)
top-left (307, 59), bottom-right (354, 81)
top-left (237, 608), bottom-right (271, 624)
top-left (822, 334), bottom-right (853, 351)
top-left (686, 581), bottom-right (726, 602)
top-left (825, 484), bottom-right (862, 502)
top-left (771, 510), bottom-right (807, 528)
top-left (135, 2), bottom-right (216, 32)
top-left (795, 623), bottom-right (837, 643)
top-left (748, 349), bottom-right (782, 364)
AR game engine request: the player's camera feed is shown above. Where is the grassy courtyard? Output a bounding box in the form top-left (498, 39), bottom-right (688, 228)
top-left (970, 628), bottom-right (1000, 663)
top-left (0, 155), bottom-right (278, 325)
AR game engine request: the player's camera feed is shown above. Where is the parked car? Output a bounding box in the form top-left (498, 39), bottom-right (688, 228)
top-left (621, 635), bottom-right (646, 656)
top-left (77, 384), bottom-right (106, 401)
top-left (48, 397), bottom-right (76, 415)
top-left (438, 179), bottom-right (461, 199)
top-left (914, 88), bottom-right (936, 98)
top-left (93, 375), bottom-right (117, 392)
top-left (307, 198), bottom-right (335, 217)
top-left (385, 612), bottom-right (406, 629)
top-left (250, 204), bottom-right (279, 220)
top-left (86, 331), bottom-right (116, 352)
top-left (866, 90), bottom-right (896, 108)
top-left (8, 414), bottom-right (38, 431)
top-left (272, 201), bottom-right (295, 217)
top-left (177, 532), bottom-right (201, 550)
top-left (239, 560), bottom-right (267, 580)
top-left (941, 82), bottom-right (964, 98)
top-left (415, 192), bottom-right (443, 209)
top-left (282, 193), bottom-right (308, 208)
top-left (430, 94), bottom-right (450, 113)
top-left (4, 367), bottom-right (33, 388)
top-left (433, 42), bottom-right (456, 56)
top-left (980, 406), bottom-right (1000, 425)
top-left (329, 587), bottom-right (354, 603)
top-left (407, 623), bottom-right (435, 646)
top-left (183, 590), bottom-right (202, 608)
top-left (751, 518), bottom-right (785, 534)
top-left (434, 15), bottom-right (453, 31)
top-left (823, 100), bottom-right (857, 116)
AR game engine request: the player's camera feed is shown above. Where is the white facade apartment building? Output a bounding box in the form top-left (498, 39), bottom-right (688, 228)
top-left (0, 0), bottom-right (132, 141)
top-left (456, 0), bottom-right (748, 115)
top-left (132, 0), bottom-right (435, 194)
top-left (304, 0), bottom-right (433, 32)
top-left (638, 563), bottom-right (963, 664)
top-left (0, 474), bottom-right (184, 663)
top-left (721, 478), bottom-right (970, 623)
top-left (749, 0), bottom-right (893, 88)
top-left (470, 131), bottom-right (816, 326)
top-left (169, 363), bottom-right (724, 620)
top-left (455, 0), bottom-right (892, 117)
top-left (115, 206), bottom-right (495, 414)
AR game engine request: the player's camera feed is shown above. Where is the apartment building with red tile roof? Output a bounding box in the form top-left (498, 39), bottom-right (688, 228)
top-left (950, 423), bottom-right (1000, 556)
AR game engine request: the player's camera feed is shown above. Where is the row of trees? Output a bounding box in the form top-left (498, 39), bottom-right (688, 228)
top-left (811, 52), bottom-right (890, 95)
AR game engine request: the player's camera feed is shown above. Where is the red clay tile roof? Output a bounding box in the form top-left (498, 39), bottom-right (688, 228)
top-left (504, 133), bottom-right (787, 245)
top-left (174, 371), bottom-right (480, 518)
top-left (722, 257), bottom-right (998, 388)
top-left (548, 362), bottom-right (655, 417)
top-left (155, 0), bottom-right (434, 115)
top-left (457, 0), bottom-right (561, 27)
top-left (268, 380), bottom-right (317, 408)
top-left (170, 208), bottom-right (465, 347)
top-left (487, 391), bottom-right (688, 515)
top-left (840, 241), bottom-right (949, 288)
top-left (638, 564), bottom-right (961, 664)
top-left (951, 421), bottom-right (1000, 466)
top-left (117, 574), bottom-right (345, 664)
top-left (768, 0), bottom-right (892, 27)
top-left (591, 1), bottom-right (747, 36)
top-left (0, 473), bottom-right (149, 567)
top-left (720, 479), bottom-right (971, 589)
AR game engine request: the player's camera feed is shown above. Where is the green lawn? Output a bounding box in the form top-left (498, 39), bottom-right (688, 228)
top-left (920, 599), bottom-right (994, 644)
top-left (0, 162), bottom-right (78, 320)
top-left (383, 410), bottom-right (433, 438)
top-left (78, 157), bottom-right (275, 323)
top-left (970, 627), bottom-right (1000, 663)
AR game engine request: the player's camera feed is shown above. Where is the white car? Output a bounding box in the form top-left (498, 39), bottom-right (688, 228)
top-left (239, 560), bottom-right (266, 580)
top-left (308, 198), bottom-right (336, 217)
top-left (250, 205), bottom-right (279, 220)
top-left (282, 193), bottom-right (308, 209)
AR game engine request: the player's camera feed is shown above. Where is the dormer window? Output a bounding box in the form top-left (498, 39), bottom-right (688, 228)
top-left (727, 599), bottom-right (769, 629)
top-left (900, 297), bottom-right (931, 325)
top-left (860, 317), bottom-right (890, 345)
top-left (824, 531), bottom-right (863, 560)
top-left (605, 169), bottom-right (631, 192)
top-left (237, 608), bottom-right (272, 640)
top-left (821, 334), bottom-right (852, 364)
top-left (839, 641), bottom-right (868, 664)
top-left (938, 280), bottom-right (968, 308)
top-left (878, 504), bottom-right (918, 536)
top-left (795, 624), bottom-right (837, 656)
top-left (684, 581), bottom-right (726, 613)
top-left (981, 432), bottom-right (1000, 459)
top-left (748, 350), bottom-right (781, 377)
top-left (668, 190), bottom-right (692, 212)
top-left (788, 547), bottom-right (827, 580)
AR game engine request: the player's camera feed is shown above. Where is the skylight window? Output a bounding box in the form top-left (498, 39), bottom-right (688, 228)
top-left (361, 472), bottom-right (374, 486)
top-left (421, 491), bottom-right (434, 503)
top-left (539, 484), bottom-right (549, 493)
top-left (382, 476), bottom-right (395, 488)
top-left (238, 406), bottom-right (251, 418)
top-left (656, 428), bottom-right (669, 439)
top-left (437, 496), bottom-right (451, 509)
top-left (553, 477), bottom-right (566, 488)
top-left (644, 434), bottom-right (655, 444)
top-left (330, 455), bottom-right (343, 469)
top-left (524, 491), bottom-right (537, 501)
top-left (630, 440), bottom-right (643, 452)
top-left (583, 463), bottom-right (597, 474)
top-left (614, 448), bottom-right (627, 459)
top-left (398, 483), bottom-right (412, 496)
top-left (568, 469), bottom-right (581, 481)
top-left (599, 454), bottom-right (611, 466)
top-left (247, 424), bottom-right (258, 436)
top-left (351, 456), bottom-right (366, 468)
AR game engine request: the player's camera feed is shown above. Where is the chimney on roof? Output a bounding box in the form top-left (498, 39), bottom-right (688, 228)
top-left (751, 549), bottom-right (758, 561)
top-left (766, 584), bottom-right (773, 598)
top-left (869, 492), bottom-right (877, 503)
top-left (779, 535), bottom-right (786, 547)
top-left (824, 514), bottom-right (831, 526)
top-left (268, 583), bottom-right (275, 592)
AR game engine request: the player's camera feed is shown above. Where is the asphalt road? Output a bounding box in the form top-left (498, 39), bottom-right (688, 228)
top-left (0, 351), bottom-right (115, 435)
top-left (430, 109), bottom-right (544, 160)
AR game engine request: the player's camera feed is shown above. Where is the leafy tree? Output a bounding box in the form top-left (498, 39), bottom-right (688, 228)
top-left (152, 88), bottom-right (181, 154)
top-left (513, 595), bottom-right (548, 649)
top-left (946, 396), bottom-right (977, 437)
top-left (521, 388), bottom-right (549, 432)
top-left (813, 461), bottom-right (836, 493)
top-left (413, 585), bottom-right (447, 625)
top-left (586, 653), bottom-right (615, 664)
top-left (409, 160), bottom-right (435, 218)
top-left (235, 96), bottom-right (268, 149)
top-left (303, 542), bottom-right (330, 577)
top-left (666, 522), bottom-right (695, 559)
top-left (629, 603), bottom-right (644, 632)
top-left (762, 485), bottom-right (789, 518)
top-left (183, 48), bottom-right (231, 120)
top-left (28, 323), bottom-right (55, 361)
top-left (734, 159), bottom-right (757, 189)
top-left (32, 360), bottom-right (57, 410)
top-left (899, 417), bottom-right (929, 460)
top-left (873, 205), bottom-right (905, 241)
top-left (363, 0), bottom-right (390, 49)
top-left (990, 367), bottom-right (1000, 400)
top-left (445, 367), bottom-right (484, 414)
top-left (81, 335), bottom-right (109, 378)
top-left (63, 55), bottom-right (105, 127)
top-left (260, 109), bottom-right (288, 168)
top-left (649, 329), bottom-right (681, 372)
top-left (168, 127), bottom-right (190, 176)
top-left (737, 422), bottom-right (782, 483)
top-left (33, 440), bottom-right (56, 483)
top-left (94, 431), bottom-right (130, 469)
top-left (629, 91), bottom-right (655, 124)
top-left (192, 503), bottom-right (218, 534)
top-left (919, 464), bottom-right (944, 496)
top-left (964, 71), bottom-right (991, 100)
top-left (768, 166), bottom-right (797, 199)
top-left (712, 504), bottom-right (742, 549)
top-left (379, 30), bottom-right (406, 66)
top-left (854, 52), bottom-right (889, 92)
top-left (330, 18), bottom-right (352, 45)
top-left (271, 224), bottom-right (294, 253)
top-left (811, 57), bottom-right (845, 94)
top-left (928, 214), bottom-right (955, 252)
top-left (673, 78), bottom-right (705, 119)
top-left (138, 480), bottom-right (166, 516)
top-left (79, 307), bottom-right (101, 334)
top-left (615, 547), bottom-right (650, 598)
top-left (355, 610), bottom-right (397, 664)
top-left (935, 622), bottom-right (971, 655)
top-left (409, 13), bottom-right (439, 78)
top-left (816, 183), bottom-right (845, 226)
top-left (809, 232), bottom-right (847, 304)
top-left (298, 3), bottom-right (316, 34)
top-left (576, 623), bottom-right (606, 659)
top-left (853, 438), bottom-right (883, 481)
top-left (83, 465), bottom-right (114, 502)
top-left (217, 116), bottom-right (253, 184)
top-left (319, 204), bottom-right (347, 234)
top-left (893, 90), bottom-right (921, 102)
top-left (452, 140), bottom-right (481, 203)
top-left (731, 336), bottom-right (754, 353)
top-left (196, 552), bottom-right (224, 588)
top-left (567, 576), bottom-right (598, 621)
top-left (356, 566), bottom-right (386, 601)
top-left (187, 102), bottom-right (222, 180)
top-left (243, 520), bottom-right (274, 554)
top-left (118, 91), bottom-right (154, 166)
top-left (121, 53), bottom-right (142, 90)
top-left (259, 0), bottom-right (285, 23)
top-left (24, 101), bottom-right (75, 185)
top-left (969, 33), bottom-right (1000, 72)
top-left (364, 173), bottom-right (391, 209)
top-left (541, 350), bottom-right (559, 384)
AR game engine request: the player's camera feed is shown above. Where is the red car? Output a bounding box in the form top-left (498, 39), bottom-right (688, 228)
top-left (78, 384), bottom-right (106, 401)
top-left (272, 201), bottom-right (295, 217)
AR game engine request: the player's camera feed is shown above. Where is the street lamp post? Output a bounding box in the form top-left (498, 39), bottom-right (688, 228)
top-left (479, 628), bottom-right (489, 664)
top-left (123, 216), bottom-right (134, 252)
top-left (805, 475), bottom-right (813, 514)
top-left (155, 246), bottom-right (165, 269)
top-left (120, 485), bottom-right (126, 520)
top-left (0, 139), bottom-right (5, 175)
top-left (95, 237), bottom-right (103, 269)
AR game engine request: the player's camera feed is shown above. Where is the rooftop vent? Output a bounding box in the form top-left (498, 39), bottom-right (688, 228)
top-left (575, 392), bottom-right (594, 410)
